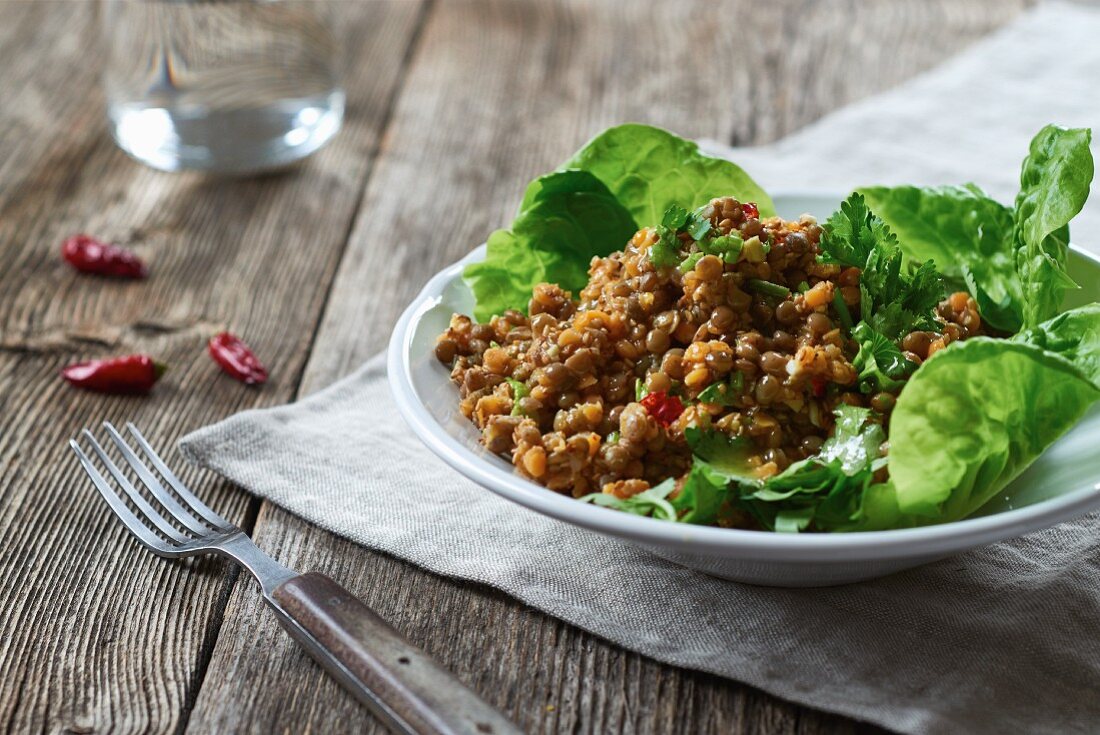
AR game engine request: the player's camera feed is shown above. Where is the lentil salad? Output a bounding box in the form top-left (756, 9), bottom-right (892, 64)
top-left (434, 124), bottom-right (1100, 532)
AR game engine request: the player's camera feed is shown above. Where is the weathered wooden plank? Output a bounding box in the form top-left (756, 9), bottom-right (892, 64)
top-left (187, 0), bottom-right (1029, 734)
top-left (0, 2), bottom-right (424, 733)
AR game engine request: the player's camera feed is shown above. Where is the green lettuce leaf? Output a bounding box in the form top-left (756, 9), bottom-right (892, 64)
top-left (578, 480), bottom-right (678, 521)
top-left (857, 184), bottom-right (1022, 332)
top-left (558, 123), bottom-right (775, 225)
top-left (887, 307), bottom-right (1100, 519)
top-left (463, 170), bottom-right (636, 321)
top-left (724, 406), bottom-right (887, 532)
top-left (1012, 302), bottom-right (1100, 388)
top-left (1015, 125), bottom-right (1093, 328)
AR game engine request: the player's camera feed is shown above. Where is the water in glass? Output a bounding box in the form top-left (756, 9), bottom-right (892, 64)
top-left (102, 0), bottom-right (344, 174)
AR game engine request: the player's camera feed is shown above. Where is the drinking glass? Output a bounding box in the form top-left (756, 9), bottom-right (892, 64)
top-left (102, 0), bottom-right (344, 174)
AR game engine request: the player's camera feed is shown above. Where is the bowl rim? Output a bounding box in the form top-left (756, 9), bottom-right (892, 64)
top-left (387, 190), bottom-right (1100, 561)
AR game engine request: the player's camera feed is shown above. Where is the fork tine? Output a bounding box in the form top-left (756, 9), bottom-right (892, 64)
top-left (70, 440), bottom-right (176, 553)
top-left (124, 423), bottom-right (230, 529)
top-left (81, 430), bottom-right (191, 544)
top-left (102, 423), bottom-right (215, 536)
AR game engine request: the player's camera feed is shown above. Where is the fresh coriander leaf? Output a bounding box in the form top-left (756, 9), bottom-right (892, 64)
top-left (851, 322), bottom-right (914, 393)
top-left (650, 225), bottom-right (682, 268)
top-left (662, 205), bottom-right (690, 229)
top-left (858, 183), bottom-right (1021, 332)
top-left (687, 212), bottom-right (713, 241)
top-left (819, 192), bottom-right (888, 267)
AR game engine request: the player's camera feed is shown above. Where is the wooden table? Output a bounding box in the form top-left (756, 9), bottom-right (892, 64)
top-left (0, 1), bottom-right (1030, 732)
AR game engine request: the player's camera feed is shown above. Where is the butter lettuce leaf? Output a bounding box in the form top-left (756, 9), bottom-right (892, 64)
top-left (858, 183), bottom-right (1022, 332)
top-left (1015, 125), bottom-right (1093, 328)
top-left (888, 304), bottom-right (1100, 520)
top-left (463, 170), bottom-right (636, 321)
top-left (858, 126), bottom-right (1093, 333)
top-left (559, 123), bottom-right (774, 226)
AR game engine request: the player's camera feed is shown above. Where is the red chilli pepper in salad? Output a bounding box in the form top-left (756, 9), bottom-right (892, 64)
top-left (741, 201), bottom-right (760, 219)
top-left (639, 391), bottom-right (684, 427)
top-left (61, 234), bottom-right (148, 279)
top-left (61, 355), bottom-right (166, 395)
top-left (208, 332), bottom-right (268, 385)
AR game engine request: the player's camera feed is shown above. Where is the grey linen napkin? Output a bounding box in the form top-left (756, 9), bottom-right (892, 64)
top-left (181, 4), bottom-right (1100, 734)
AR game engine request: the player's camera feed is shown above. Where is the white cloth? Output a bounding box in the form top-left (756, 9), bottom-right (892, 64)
top-left (181, 5), bottom-right (1100, 733)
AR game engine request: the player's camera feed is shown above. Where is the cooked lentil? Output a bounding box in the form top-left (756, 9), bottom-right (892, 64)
top-left (435, 197), bottom-right (985, 526)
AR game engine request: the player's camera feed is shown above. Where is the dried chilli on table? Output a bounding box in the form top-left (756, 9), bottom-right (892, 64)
top-left (61, 234), bottom-right (148, 279)
top-left (208, 332), bottom-right (269, 385)
top-left (61, 355), bottom-right (166, 395)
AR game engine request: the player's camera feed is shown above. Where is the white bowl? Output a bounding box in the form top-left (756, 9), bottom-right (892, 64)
top-left (387, 192), bottom-right (1100, 586)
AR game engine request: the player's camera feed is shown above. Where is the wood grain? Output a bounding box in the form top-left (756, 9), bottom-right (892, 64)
top-left (182, 1), bottom-right (1031, 735)
top-left (0, 1), bottom-right (424, 733)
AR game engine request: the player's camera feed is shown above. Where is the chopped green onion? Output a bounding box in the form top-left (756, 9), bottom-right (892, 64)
top-left (506, 378), bottom-right (530, 416)
top-left (746, 279), bottom-right (790, 298)
top-left (606, 431), bottom-right (620, 444)
top-left (678, 252), bottom-right (704, 273)
top-left (832, 288), bottom-right (854, 331)
top-left (635, 378), bottom-right (649, 401)
top-left (730, 371), bottom-right (744, 393)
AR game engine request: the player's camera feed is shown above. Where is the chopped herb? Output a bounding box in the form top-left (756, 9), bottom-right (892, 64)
top-left (797, 280), bottom-right (810, 293)
top-left (661, 205), bottom-right (690, 229)
top-left (820, 192), bottom-right (944, 339)
top-left (746, 279), bottom-right (790, 298)
top-left (579, 480), bottom-right (678, 521)
top-left (730, 371), bottom-right (744, 393)
top-left (697, 381), bottom-right (732, 405)
top-left (606, 430), bottom-right (620, 444)
top-left (832, 287), bottom-right (854, 331)
top-left (687, 215), bottom-right (713, 241)
top-left (650, 225), bottom-right (681, 267)
top-left (852, 322), bottom-right (915, 393)
top-left (635, 378), bottom-right (649, 401)
top-left (701, 233), bottom-right (744, 263)
top-left (679, 252), bottom-right (704, 273)
top-left (697, 371), bottom-right (745, 406)
top-left (506, 378), bottom-right (529, 416)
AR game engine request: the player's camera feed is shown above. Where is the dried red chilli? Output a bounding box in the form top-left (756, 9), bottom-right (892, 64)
top-left (61, 234), bottom-right (148, 279)
top-left (208, 332), bottom-right (268, 385)
top-left (741, 201), bottom-right (760, 219)
top-left (639, 391), bottom-right (684, 427)
top-left (61, 355), bottom-right (166, 395)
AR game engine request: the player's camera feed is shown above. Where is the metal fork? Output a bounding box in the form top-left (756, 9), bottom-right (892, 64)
top-left (71, 422), bottom-right (519, 735)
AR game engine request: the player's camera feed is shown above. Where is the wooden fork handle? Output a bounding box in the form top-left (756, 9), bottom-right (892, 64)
top-left (271, 572), bottom-right (520, 735)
